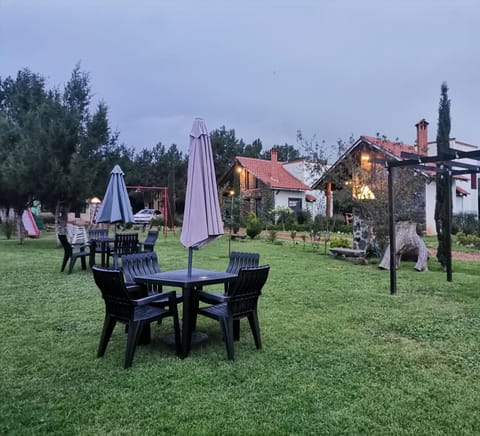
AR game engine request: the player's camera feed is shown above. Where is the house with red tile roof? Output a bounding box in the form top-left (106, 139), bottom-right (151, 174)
top-left (312, 119), bottom-right (479, 235)
top-left (219, 148), bottom-right (325, 219)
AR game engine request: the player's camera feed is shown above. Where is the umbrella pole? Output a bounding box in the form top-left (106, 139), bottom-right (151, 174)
top-left (112, 224), bottom-right (117, 268)
top-left (187, 247), bottom-right (193, 277)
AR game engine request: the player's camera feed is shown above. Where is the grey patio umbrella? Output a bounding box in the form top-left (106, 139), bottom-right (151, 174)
top-left (180, 118), bottom-right (224, 275)
top-left (96, 164), bottom-right (134, 230)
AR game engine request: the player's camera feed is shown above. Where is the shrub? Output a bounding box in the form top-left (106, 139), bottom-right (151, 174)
top-left (271, 206), bottom-right (294, 231)
top-left (290, 230), bottom-right (297, 242)
top-left (296, 210), bottom-right (312, 226)
top-left (452, 213), bottom-right (478, 235)
top-left (300, 233), bottom-right (307, 244)
top-left (267, 223), bottom-right (282, 231)
top-left (245, 213), bottom-right (262, 239)
top-left (312, 215), bottom-right (345, 233)
top-left (1, 219), bottom-right (14, 239)
top-left (295, 223), bottom-right (311, 232)
top-left (336, 223), bottom-right (353, 234)
top-left (329, 237), bottom-right (351, 248)
top-left (150, 217), bottom-right (164, 227)
top-left (455, 231), bottom-right (480, 249)
top-left (267, 229), bottom-right (277, 243)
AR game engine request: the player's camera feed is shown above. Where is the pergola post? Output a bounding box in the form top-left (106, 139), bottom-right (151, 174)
top-left (446, 168), bottom-right (453, 281)
top-left (387, 166), bottom-right (397, 295)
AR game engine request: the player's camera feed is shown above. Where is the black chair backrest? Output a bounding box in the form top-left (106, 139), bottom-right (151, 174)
top-left (114, 233), bottom-right (139, 256)
top-left (58, 234), bottom-right (72, 255)
top-left (144, 230), bottom-right (159, 246)
top-left (226, 252), bottom-right (260, 274)
top-left (121, 252), bottom-right (161, 284)
top-left (92, 266), bottom-right (134, 319)
top-left (227, 265), bottom-right (270, 316)
top-left (89, 229), bottom-right (109, 240)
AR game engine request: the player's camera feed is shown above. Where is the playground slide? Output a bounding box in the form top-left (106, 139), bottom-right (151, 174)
top-left (22, 209), bottom-right (40, 237)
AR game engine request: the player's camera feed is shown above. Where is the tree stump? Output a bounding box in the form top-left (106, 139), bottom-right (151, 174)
top-left (379, 221), bottom-right (429, 271)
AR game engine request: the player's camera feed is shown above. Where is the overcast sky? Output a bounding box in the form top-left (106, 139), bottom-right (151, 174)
top-left (1, 0), bottom-right (479, 160)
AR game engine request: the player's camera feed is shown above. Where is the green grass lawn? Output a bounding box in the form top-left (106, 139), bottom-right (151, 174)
top-left (1, 231), bottom-right (479, 435)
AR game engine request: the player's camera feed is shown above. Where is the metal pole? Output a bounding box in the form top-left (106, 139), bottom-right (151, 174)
top-left (388, 166), bottom-right (397, 295)
top-left (187, 247), bottom-right (193, 277)
top-left (228, 191), bottom-right (234, 256)
top-left (446, 168), bottom-right (453, 281)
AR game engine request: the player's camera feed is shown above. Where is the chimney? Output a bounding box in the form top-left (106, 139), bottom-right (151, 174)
top-left (270, 147), bottom-right (278, 162)
top-left (415, 119), bottom-right (429, 155)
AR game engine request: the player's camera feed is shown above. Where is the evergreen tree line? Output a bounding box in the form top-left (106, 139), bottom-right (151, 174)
top-left (0, 66), bottom-right (303, 239)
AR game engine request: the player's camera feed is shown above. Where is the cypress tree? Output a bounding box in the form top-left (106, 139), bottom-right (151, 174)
top-left (434, 82), bottom-right (451, 269)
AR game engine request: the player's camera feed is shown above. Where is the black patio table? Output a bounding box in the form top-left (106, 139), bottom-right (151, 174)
top-left (89, 236), bottom-right (115, 267)
top-left (134, 268), bottom-right (237, 358)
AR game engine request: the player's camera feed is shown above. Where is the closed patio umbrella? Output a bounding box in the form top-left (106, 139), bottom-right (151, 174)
top-left (96, 164), bottom-right (134, 230)
top-left (181, 118), bottom-right (224, 275)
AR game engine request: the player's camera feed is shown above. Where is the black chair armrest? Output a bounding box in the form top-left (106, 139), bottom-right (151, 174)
top-left (132, 290), bottom-right (178, 306)
top-left (196, 289), bottom-right (226, 304)
top-left (126, 283), bottom-right (148, 299)
top-left (72, 242), bottom-right (89, 249)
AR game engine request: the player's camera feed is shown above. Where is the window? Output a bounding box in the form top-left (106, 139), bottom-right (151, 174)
top-left (288, 198), bottom-right (302, 214)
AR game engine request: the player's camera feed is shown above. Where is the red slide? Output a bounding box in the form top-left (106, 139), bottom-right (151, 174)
top-left (22, 209), bottom-right (40, 237)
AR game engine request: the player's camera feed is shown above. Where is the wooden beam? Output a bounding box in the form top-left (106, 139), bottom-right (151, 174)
top-left (390, 149), bottom-right (480, 168)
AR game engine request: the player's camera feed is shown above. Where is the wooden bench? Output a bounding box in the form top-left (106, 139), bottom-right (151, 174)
top-left (330, 248), bottom-right (368, 264)
top-left (230, 233), bottom-right (247, 241)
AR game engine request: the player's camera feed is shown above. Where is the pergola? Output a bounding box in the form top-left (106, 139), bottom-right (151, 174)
top-left (126, 186), bottom-right (175, 236)
top-left (384, 148), bottom-right (480, 294)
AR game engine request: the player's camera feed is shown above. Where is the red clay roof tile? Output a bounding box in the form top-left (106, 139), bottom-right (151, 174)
top-left (361, 136), bottom-right (417, 158)
top-left (236, 156), bottom-right (310, 190)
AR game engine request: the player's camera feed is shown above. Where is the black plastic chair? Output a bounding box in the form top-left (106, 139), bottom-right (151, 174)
top-left (92, 266), bottom-right (181, 368)
top-left (226, 251), bottom-right (260, 274)
top-left (88, 229), bottom-right (111, 267)
top-left (108, 233), bottom-right (139, 268)
top-left (59, 234), bottom-right (89, 274)
top-left (88, 228), bottom-right (109, 240)
top-left (120, 252), bottom-right (182, 303)
top-left (121, 251), bottom-right (161, 284)
top-left (140, 230), bottom-right (159, 252)
top-left (199, 251), bottom-right (260, 305)
top-left (196, 265), bottom-right (270, 360)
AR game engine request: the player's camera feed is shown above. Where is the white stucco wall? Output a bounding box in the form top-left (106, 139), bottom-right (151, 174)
top-left (454, 180), bottom-right (478, 216)
top-left (425, 181), bottom-right (436, 235)
top-left (424, 139), bottom-right (478, 235)
top-left (425, 179), bottom-right (478, 236)
top-left (273, 190), bottom-right (303, 210)
top-left (282, 161), bottom-right (326, 217)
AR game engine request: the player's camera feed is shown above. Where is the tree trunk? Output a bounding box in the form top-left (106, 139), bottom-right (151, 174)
top-left (55, 202), bottom-right (68, 246)
top-left (379, 221), bottom-right (429, 271)
top-left (16, 212), bottom-right (25, 244)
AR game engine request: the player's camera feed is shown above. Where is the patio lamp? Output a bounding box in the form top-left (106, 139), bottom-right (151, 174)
top-left (89, 197), bottom-right (102, 225)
